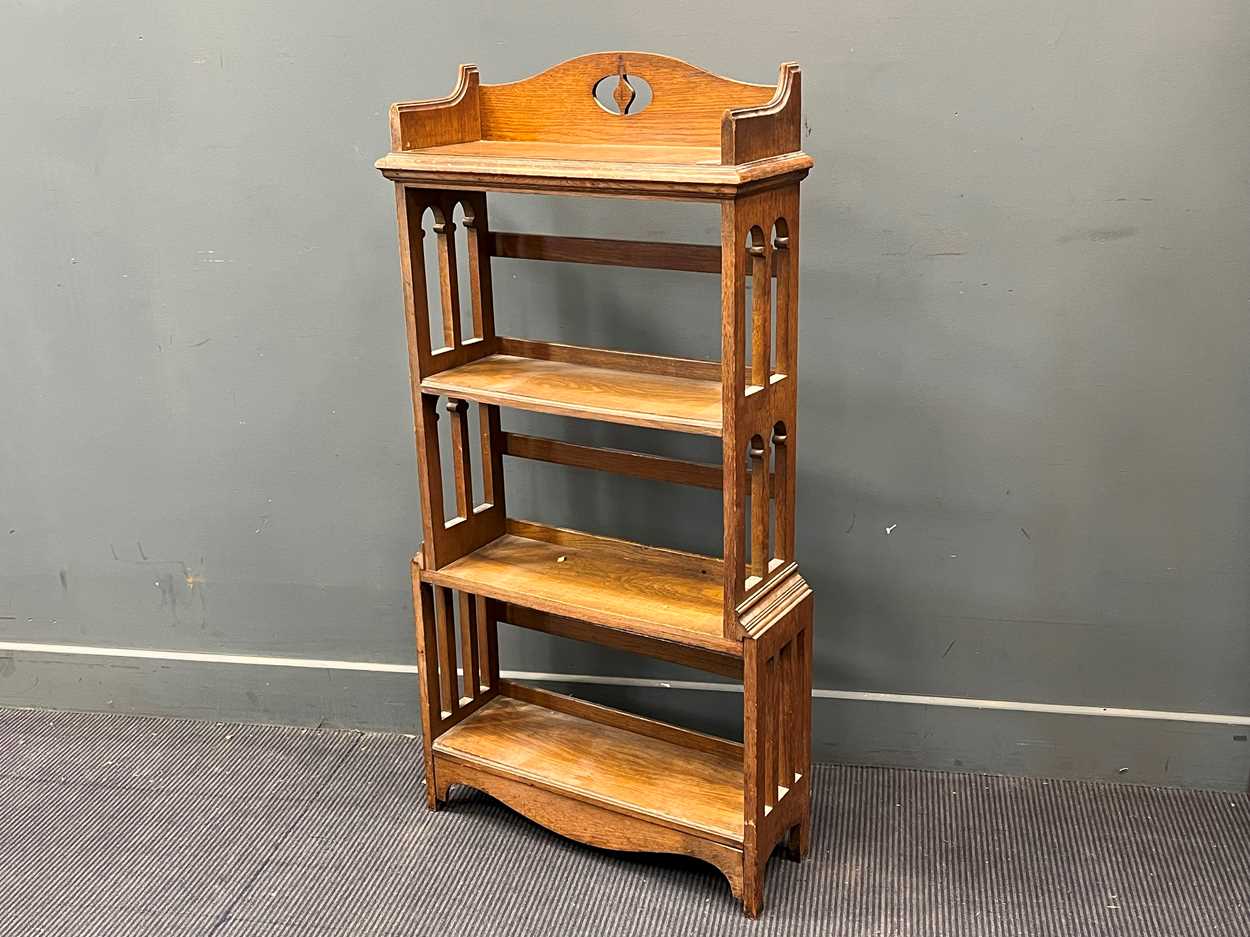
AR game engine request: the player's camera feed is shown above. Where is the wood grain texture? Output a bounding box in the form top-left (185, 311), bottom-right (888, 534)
top-left (411, 568), bottom-right (441, 810)
top-left (376, 146), bottom-right (811, 200)
top-left (416, 139), bottom-right (721, 165)
top-left (741, 587), bottom-right (813, 916)
top-left (396, 188), bottom-right (505, 570)
top-left (491, 231), bottom-right (721, 273)
top-left (433, 756), bottom-right (745, 899)
top-left (433, 694), bottom-right (745, 843)
top-left (502, 680), bottom-right (742, 758)
top-left (497, 603), bottom-right (743, 678)
top-left (390, 64), bottom-right (481, 151)
top-left (421, 519), bottom-right (734, 654)
top-left (721, 183), bottom-right (802, 633)
top-left (500, 432), bottom-right (722, 490)
top-left (445, 398), bottom-right (473, 518)
top-left (722, 63), bottom-right (803, 165)
top-left (421, 352), bottom-right (723, 435)
top-left (500, 431), bottom-right (775, 494)
top-left (498, 337), bottom-right (720, 381)
top-left (477, 52), bottom-right (775, 148)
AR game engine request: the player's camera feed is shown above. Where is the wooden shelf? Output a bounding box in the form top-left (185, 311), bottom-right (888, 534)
top-left (375, 141), bottom-right (811, 200)
top-left (421, 347), bottom-right (723, 436)
top-left (434, 689), bottom-right (745, 844)
top-left (421, 519), bottom-right (736, 655)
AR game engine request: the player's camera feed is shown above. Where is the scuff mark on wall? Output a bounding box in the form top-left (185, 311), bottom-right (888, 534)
top-left (1058, 226), bottom-right (1138, 244)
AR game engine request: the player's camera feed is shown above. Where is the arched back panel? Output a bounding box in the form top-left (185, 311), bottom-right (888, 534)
top-left (477, 52), bottom-right (777, 148)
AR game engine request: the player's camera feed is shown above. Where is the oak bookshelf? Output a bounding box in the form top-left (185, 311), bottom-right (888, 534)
top-left (376, 51), bottom-right (814, 917)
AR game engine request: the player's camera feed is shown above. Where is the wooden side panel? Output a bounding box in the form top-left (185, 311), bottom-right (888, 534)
top-left (412, 573), bottom-right (502, 810)
top-left (390, 64), bottom-right (482, 151)
top-left (400, 188), bottom-right (499, 378)
top-left (478, 52), bottom-right (776, 149)
top-left (722, 64), bottom-right (803, 165)
top-left (721, 184), bottom-right (802, 633)
top-left (415, 582), bottom-right (501, 735)
top-left (741, 588), bottom-right (813, 916)
top-left (395, 186), bottom-right (506, 570)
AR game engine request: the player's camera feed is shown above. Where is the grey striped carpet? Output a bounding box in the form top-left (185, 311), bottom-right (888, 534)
top-left (1, 706), bottom-right (1246, 936)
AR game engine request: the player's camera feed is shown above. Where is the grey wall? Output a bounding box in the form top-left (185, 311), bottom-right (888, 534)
top-left (2, 1), bottom-right (1248, 790)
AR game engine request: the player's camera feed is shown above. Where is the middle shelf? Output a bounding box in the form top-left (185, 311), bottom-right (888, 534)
top-left (420, 340), bottom-right (723, 436)
top-left (420, 519), bottom-right (738, 654)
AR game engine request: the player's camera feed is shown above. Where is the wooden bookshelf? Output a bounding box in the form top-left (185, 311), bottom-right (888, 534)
top-left (377, 51), bottom-right (814, 917)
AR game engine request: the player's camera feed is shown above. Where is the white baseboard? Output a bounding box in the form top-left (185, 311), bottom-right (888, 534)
top-left (2, 639), bottom-right (1247, 727)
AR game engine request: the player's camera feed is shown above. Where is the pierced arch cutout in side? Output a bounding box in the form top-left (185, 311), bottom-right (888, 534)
top-left (430, 395), bottom-right (495, 527)
top-left (408, 192), bottom-right (495, 360)
top-left (417, 206), bottom-right (446, 354)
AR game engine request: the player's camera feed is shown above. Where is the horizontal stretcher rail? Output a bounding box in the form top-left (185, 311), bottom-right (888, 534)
top-left (500, 432), bottom-right (777, 491)
top-left (501, 432), bottom-right (722, 489)
top-left (490, 232), bottom-right (782, 275)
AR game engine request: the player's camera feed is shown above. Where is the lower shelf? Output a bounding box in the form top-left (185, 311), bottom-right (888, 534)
top-left (433, 686), bottom-right (745, 845)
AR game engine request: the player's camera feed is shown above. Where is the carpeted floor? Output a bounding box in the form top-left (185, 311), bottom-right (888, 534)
top-left (0, 706), bottom-right (1246, 936)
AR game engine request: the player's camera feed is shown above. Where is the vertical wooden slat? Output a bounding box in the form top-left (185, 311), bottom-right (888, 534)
top-left (798, 608), bottom-right (813, 782)
top-left (763, 653), bottom-right (777, 811)
top-left (772, 229), bottom-right (791, 375)
top-left (412, 575), bottom-right (441, 808)
top-left (781, 193), bottom-right (800, 384)
top-left (415, 395), bottom-right (446, 566)
top-left (772, 426), bottom-right (789, 563)
top-left (749, 437), bottom-right (769, 578)
top-left (458, 590), bottom-right (480, 699)
top-left (479, 403), bottom-right (505, 510)
top-left (771, 647), bottom-right (783, 799)
top-left (476, 594), bottom-right (497, 692)
top-left (795, 632), bottom-right (805, 784)
top-left (446, 398), bottom-right (473, 518)
top-left (743, 637), bottom-right (767, 828)
top-left (749, 234), bottom-right (770, 387)
top-left (433, 586), bottom-right (458, 715)
top-left (462, 195), bottom-right (496, 341)
top-left (433, 209), bottom-right (462, 349)
top-left (396, 186), bottom-right (434, 377)
top-left (397, 187), bottom-right (449, 568)
top-left (721, 199), bottom-right (749, 632)
top-left (777, 638), bottom-right (793, 793)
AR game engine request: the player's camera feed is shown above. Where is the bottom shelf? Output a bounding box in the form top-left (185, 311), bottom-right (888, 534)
top-left (433, 686), bottom-right (745, 845)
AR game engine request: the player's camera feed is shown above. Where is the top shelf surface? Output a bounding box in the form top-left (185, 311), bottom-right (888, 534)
top-left (375, 52), bottom-right (811, 199)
